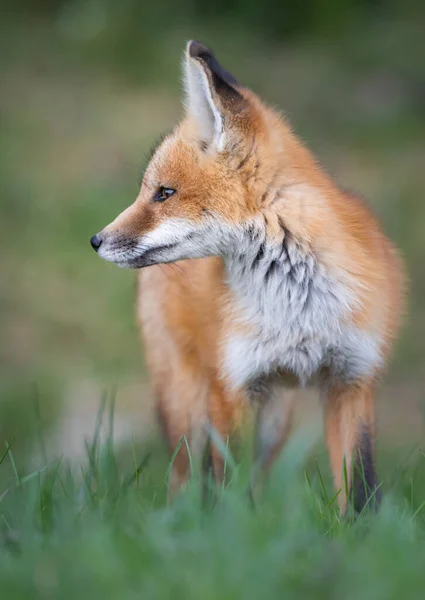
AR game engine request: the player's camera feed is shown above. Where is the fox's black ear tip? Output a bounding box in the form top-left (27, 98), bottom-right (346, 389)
top-left (187, 40), bottom-right (213, 59)
top-left (186, 39), bottom-right (241, 91)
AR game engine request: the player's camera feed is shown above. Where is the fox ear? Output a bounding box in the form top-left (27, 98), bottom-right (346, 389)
top-left (184, 40), bottom-right (246, 151)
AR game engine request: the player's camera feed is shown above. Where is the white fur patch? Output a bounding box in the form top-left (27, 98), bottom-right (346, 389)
top-left (97, 214), bottom-right (240, 267)
top-left (220, 218), bottom-right (384, 389)
top-left (137, 219), bottom-right (194, 249)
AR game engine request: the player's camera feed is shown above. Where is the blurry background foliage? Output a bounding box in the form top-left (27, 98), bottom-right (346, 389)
top-left (0, 0), bottom-right (424, 477)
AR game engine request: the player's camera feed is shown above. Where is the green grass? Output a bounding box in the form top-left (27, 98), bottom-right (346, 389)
top-left (1, 400), bottom-right (425, 599)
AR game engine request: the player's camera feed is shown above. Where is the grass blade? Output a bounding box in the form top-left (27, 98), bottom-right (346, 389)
top-left (0, 434), bottom-right (17, 467)
top-left (6, 441), bottom-right (20, 486)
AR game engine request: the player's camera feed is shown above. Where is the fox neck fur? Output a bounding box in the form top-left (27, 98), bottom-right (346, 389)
top-left (220, 200), bottom-right (383, 391)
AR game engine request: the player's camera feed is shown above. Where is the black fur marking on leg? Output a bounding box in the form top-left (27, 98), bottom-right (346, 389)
top-left (202, 435), bottom-right (214, 477)
top-left (156, 401), bottom-right (171, 451)
top-left (201, 435), bottom-right (216, 507)
top-left (351, 424), bottom-right (382, 513)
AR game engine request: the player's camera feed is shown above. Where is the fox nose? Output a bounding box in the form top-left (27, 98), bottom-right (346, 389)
top-left (90, 234), bottom-right (102, 251)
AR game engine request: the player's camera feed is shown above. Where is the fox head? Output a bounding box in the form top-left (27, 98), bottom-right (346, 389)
top-left (91, 40), bottom-right (300, 267)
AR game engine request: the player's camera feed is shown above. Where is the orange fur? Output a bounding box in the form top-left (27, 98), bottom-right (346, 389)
top-left (93, 41), bottom-right (406, 510)
top-left (137, 258), bottom-right (246, 492)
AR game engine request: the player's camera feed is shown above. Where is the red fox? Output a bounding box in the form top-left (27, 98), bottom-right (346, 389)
top-left (91, 41), bottom-right (405, 512)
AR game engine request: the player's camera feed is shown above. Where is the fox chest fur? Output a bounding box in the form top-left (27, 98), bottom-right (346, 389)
top-left (221, 225), bottom-right (382, 390)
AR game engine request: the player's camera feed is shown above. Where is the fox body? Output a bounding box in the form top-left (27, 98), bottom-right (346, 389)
top-left (91, 41), bottom-right (405, 512)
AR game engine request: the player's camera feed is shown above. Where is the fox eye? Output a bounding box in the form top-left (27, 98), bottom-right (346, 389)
top-left (153, 187), bottom-right (175, 202)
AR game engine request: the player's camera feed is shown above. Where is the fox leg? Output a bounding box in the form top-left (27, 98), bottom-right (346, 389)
top-left (156, 397), bottom-right (190, 493)
top-left (206, 379), bottom-right (244, 484)
top-left (155, 376), bottom-right (209, 496)
top-left (324, 381), bottom-right (381, 514)
top-left (250, 383), bottom-right (296, 486)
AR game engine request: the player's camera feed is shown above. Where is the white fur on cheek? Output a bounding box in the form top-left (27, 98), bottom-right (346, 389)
top-left (137, 218), bottom-right (195, 249)
top-left (96, 218), bottom-right (196, 265)
top-left (97, 213), bottom-right (239, 266)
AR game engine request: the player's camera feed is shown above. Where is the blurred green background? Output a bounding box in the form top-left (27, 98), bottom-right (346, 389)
top-left (1, 0), bottom-right (425, 474)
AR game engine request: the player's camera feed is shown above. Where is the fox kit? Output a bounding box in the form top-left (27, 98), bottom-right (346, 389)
top-left (91, 41), bottom-right (405, 512)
